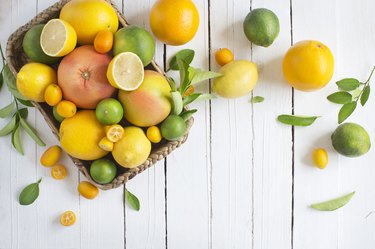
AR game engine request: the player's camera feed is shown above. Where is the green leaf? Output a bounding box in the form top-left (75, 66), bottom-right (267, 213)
top-left (12, 124), bottom-right (23, 155)
top-left (3, 65), bottom-right (28, 100)
top-left (196, 93), bottom-right (216, 101)
top-left (167, 77), bottom-right (177, 92)
top-left (20, 118), bottom-right (45, 146)
top-left (171, 91), bottom-right (183, 115)
top-left (336, 78), bottom-right (360, 91)
top-left (190, 67), bottom-right (223, 85)
top-left (169, 49), bottom-right (195, 70)
top-left (180, 109), bottom-right (197, 121)
top-left (177, 58), bottom-right (190, 95)
top-left (361, 85), bottom-right (370, 106)
top-left (125, 188), bottom-right (140, 211)
top-left (327, 91), bottom-right (352, 104)
top-left (0, 72), bottom-right (3, 90)
top-left (0, 102), bottom-right (15, 118)
top-left (311, 191), bottom-right (355, 211)
top-left (251, 96), bottom-right (264, 103)
top-left (17, 98), bottom-right (34, 107)
top-left (183, 93), bottom-right (201, 106)
top-left (277, 115), bottom-right (319, 127)
top-left (338, 101), bottom-right (357, 124)
top-left (19, 178), bottom-right (42, 206)
top-left (18, 108), bottom-right (28, 119)
top-left (0, 115), bottom-right (17, 137)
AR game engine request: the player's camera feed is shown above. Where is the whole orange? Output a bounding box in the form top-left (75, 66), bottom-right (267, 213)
top-left (150, 0), bottom-right (199, 46)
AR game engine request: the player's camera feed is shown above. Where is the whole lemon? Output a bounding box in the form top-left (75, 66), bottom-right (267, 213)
top-left (213, 60), bottom-right (258, 98)
top-left (150, 0), bottom-right (199, 46)
top-left (60, 110), bottom-right (108, 161)
top-left (16, 62), bottom-right (57, 102)
top-left (283, 40), bottom-right (334, 91)
top-left (112, 127), bottom-right (151, 168)
top-left (60, 0), bottom-right (119, 45)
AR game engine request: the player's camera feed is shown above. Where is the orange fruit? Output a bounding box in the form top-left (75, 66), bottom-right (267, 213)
top-left (40, 145), bottom-right (62, 167)
top-left (44, 84), bottom-right (63, 106)
top-left (146, 126), bottom-right (162, 143)
top-left (94, 30), bottom-right (113, 54)
top-left (78, 181), bottom-right (99, 199)
top-left (57, 100), bottom-right (77, 118)
top-left (60, 210), bottom-right (76, 226)
top-left (106, 124), bottom-right (124, 142)
top-left (215, 48), bottom-right (234, 66)
top-left (282, 40), bottom-right (334, 91)
top-left (150, 0), bottom-right (199, 46)
top-left (51, 165), bottom-right (68, 180)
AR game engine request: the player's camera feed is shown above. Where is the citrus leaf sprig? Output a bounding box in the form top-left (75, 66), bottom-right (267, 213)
top-left (167, 49), bottom-right (221, 118)
top-left (327, 66), bottom-right (375, 124)
top-left (310, 191), bottom-right (355, 211)
top-left (19, 178), bottom-right (42, 206)
top-left (0, 44), bottom-right (45, 154)
top-left (277, 114), bottom-right (320, 127)
top-left (125, 188), bottom-right (140, 211)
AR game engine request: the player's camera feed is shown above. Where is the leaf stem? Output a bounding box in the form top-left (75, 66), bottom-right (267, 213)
top-left (354, 66), bottom-right (375, 101)
top-left (0, 44), bottom-right (6, 64)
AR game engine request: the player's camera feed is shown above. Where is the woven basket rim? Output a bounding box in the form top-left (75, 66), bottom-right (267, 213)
top-left (5, 0), bottom-right (194, 190)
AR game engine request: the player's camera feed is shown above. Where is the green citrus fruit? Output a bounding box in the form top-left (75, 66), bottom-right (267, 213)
top-left (53, 105), bottom-right (65, 123)
top-left (113, 26), bottom-right (155, 66)
top-left (95, 98), bottom-right (124, 125)
top-left (22, 24), bottom-right (59, 65)
top-left (90, 158), bottom-right (117, 184)
top-left (160, 115), bottom-right (187, 141)
top-left (243, 8), bottom-right (280, 47)
top-left (331, 123), bottom-right (371, 157)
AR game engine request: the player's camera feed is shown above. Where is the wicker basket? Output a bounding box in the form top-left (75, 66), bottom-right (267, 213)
top-left (6, 0), bottom-right (193, 190)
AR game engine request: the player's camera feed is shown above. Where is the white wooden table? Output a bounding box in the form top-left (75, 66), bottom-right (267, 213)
top-left (1, 0), bottom-right (375, 248)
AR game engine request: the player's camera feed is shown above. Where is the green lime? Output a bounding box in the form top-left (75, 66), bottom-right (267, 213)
top-left (113, 25), bottom-right (155, 66)
top-left (53, 105), bottom-right (65, 123)
top-left (160, 115), bottom-right (187, 141)
top-left (331, 123), bottom-right (371, 157)
top-left (243, 8), bottom-right (280, 47)
top-left (90, 158), bottom-right (117, 184)
top-left (22, 24), bottom-right (60, 65)
top-left (95, 98), bottom-right (124, 125)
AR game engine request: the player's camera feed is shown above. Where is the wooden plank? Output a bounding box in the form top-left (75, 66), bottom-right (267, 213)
top-left (292, 1), bottom-right (340, 248)
top-left (122, 1), bottom-right (166, 248)
top-left (164, 0), bottom-right (210, 248)
top-left (251, 0), bottom-right (293, 248)
top-left (209, 0), bottom-right (253, 248)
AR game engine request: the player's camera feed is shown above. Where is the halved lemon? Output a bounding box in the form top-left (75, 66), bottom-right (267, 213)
top-left (106, 52), bottom-right (144, 91)
top-left (51, 164), bottom-right (67, 180)
top-left (98, 137), bottom-right (114, 151)
top-left (60, 210), bottom-right (76, 226)
top-left (41, 19), bottom-right (77, 57)
top-left (106, 124), bottom-right (124, 142)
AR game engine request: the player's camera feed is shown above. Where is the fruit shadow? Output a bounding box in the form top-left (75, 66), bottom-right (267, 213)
top-left (255, 55), bottom-right (288, 88)
top-left (300, 130), bottom-right (334, 168)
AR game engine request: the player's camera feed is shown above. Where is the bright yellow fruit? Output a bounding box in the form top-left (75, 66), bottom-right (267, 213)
top-left (98, 137), bottom-right (114, 152)
top-left (78, 181), bottom-right (99, 199)
top-left (16, 63), bottom-right (57, 102)
top-left (60, 211), bottom-right (76, 226)
top-left (51, 164), bottom-right (68, 180)
top-left (60, 0), bottom-right (119, 45)
top-left (44, 84), bottom-right (62, 106)
top-left (56, 100), bottom-right (77, 118)
top-left (312, 148), bottom-right (328, 169)
top-left (283, 40), bottom-right (334, 91)
top-left (146, 126), bottom-right (162, 143)
top-left (40, 145), bottom-right (62, 167)
top-left (112, 127), bottom-right (151, 168)
top-left (213, 60), bottom-right (258, 98)
top-left (106, 124), bottom-right (124, 142)
top-left (60, 110), bottom-right (108, 161)
top-left (150, 0), bottom-right (199, 46)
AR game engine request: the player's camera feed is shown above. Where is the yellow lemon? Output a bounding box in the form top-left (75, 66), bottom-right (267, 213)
top-left (112, 127), bottom-right (151, 168)
top-left (16, 62), bottom-right (57, 102)
top-left (283, 40), bottom-right (334, 91)
top-left (150, 0), bottom-right (199, 46)
top-left (60, 110), bottom-right (108, 161)
top-left (60, 0), bottom-right (119, 45)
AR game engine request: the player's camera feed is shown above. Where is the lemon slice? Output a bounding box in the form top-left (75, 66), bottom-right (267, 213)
top-left (41, 19), bottom-right (77, 57)
top-left (98, 137), bottom-right (114, 152)
top-left (106, 124), bottom-right (124, 142)
top-left (106, 52), bottom-right (144, 91)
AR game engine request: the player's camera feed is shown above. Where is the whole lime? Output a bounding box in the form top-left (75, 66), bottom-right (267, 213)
top-left (331, 123), bottom-right (371, 157)
top-left (90, 158), bottom-right (117, 184)
top-left (95, 98), bottom-right (124, 125)
top-left (243, 8), bottom-right (280, 47)
top-left (53, 105), bottom-right (65, 123)
top-left (113, 26), bottom-right (155, 66)
top-left (160, 115), bottom-right (187, 141)
top-left (22, 24), bottom-right (59, 65)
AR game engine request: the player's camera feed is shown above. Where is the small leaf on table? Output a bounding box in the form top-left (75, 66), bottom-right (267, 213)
top-left (327, 91), bottom-right (352, 104)
top-left (171, 91), bottom-right (183, 115)
top-left (361, 85), bottom-right (370, 106)
top-left (20, 117), bottom-right (46, 146)
top-left (19, 178), bottom-right (42, 206)
top-left (169, 49), bottom-right (195, 70)
top-left (277, 115), bottom-right (319, 126)
top-left (336, 78), bottom-right (360, 91)
top-left (125, 189), bottom-right (140, 211)
top-left (251, 96), bottom-right (265, 103)
top-left (0, 101), bottom-right (15, 118)
top-left (180, 109), bottom-right (197, 121)
top-left (338, 101), bottom-right (357, 124)
top-left (0, 115), bottom-right (17, 137)
top-left (12, 124), bottom-right (24, 155)
top-left (311, 191), bottom-right (355, 211)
